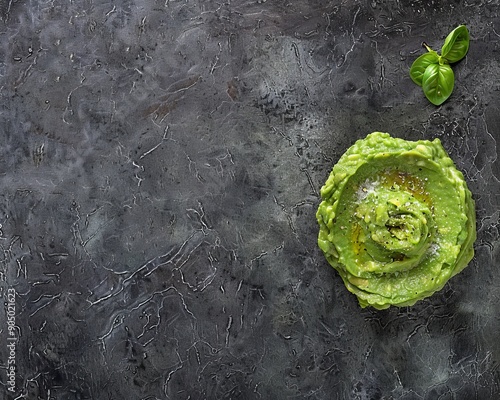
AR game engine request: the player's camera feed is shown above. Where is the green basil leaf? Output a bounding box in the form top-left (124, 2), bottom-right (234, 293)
top-left (441, 25), bottom-right (469, 63)
top-left (422, 63), bottom-right (454, 105)
top-left (409, 51), bottom-right (439, 86)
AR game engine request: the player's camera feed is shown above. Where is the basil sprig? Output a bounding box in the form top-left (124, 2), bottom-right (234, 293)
top-left (410, 25), bottom-right (469, 105)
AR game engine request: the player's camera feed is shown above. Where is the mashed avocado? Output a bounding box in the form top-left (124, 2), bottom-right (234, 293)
top-left (316, 132), bottom-right (476, 309)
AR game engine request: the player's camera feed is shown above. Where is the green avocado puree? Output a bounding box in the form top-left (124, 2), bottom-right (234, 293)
top-left (316, 132), bottom-right (476, 309)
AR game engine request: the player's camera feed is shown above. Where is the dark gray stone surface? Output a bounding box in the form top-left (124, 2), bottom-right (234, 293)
top-left (0, 0), bottom-right (499, 399)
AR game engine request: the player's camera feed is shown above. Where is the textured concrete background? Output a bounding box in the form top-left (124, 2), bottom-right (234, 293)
top-left (0, 1), bottom-right (499, 399)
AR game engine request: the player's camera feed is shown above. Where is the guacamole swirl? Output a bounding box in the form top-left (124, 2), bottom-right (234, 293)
top-left (316, 132), bottom-right (476, 309)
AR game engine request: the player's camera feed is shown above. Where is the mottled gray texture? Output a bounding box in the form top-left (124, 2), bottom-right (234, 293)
top-left (0, 0), bottom-right (499, 399)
